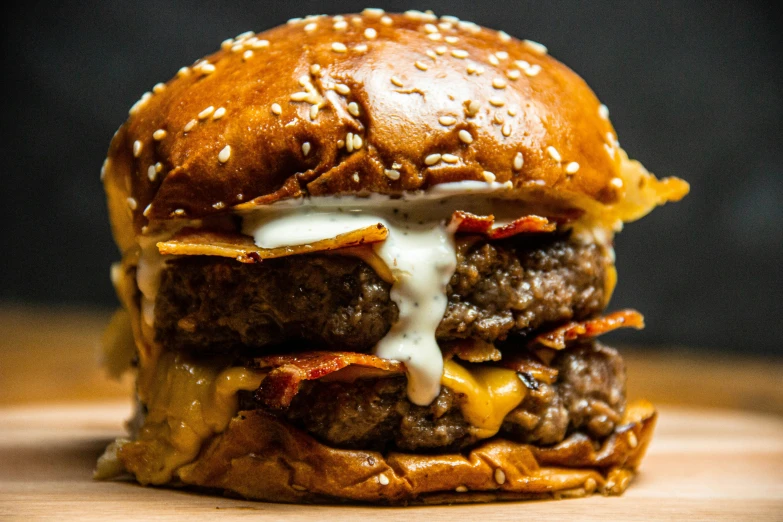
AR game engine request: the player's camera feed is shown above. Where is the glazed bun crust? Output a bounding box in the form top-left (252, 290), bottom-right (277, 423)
top-left (104, 12), bottom-right (621, 235)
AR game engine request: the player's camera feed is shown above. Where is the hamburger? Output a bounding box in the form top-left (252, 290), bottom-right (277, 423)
top-left (96, 10), bottom-right (689, 504)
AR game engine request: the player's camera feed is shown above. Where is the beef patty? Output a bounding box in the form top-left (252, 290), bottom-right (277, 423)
top-left (239, 341), bottom-right (625, 452)
top-left (155, 235), bottom-right (609, 353)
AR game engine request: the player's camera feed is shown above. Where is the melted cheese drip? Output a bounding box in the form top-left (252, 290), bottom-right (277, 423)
top-left (441, 359), bottom-right (527, 438)
top-left (126, 352), bottom-right (265, 485)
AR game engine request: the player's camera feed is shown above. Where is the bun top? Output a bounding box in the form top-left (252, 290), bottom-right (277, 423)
top-left (103, 10), bottom-right (682, 248)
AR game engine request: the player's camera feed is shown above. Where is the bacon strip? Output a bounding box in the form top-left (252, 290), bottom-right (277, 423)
top-left (157, 225), bottom-right (388, 263)
top-left (449, 211), bottom-right (556, 238)
top-left (531, 310), bottom-right (645, 350)
top-left (254, 352), bottom-right (406, 409)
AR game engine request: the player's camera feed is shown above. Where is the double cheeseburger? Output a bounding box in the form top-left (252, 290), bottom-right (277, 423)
top-left (97, 10), bottom-right (689, 504)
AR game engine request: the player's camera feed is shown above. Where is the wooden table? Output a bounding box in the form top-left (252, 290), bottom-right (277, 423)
top-left (1, 305), bottom-right (782, 520)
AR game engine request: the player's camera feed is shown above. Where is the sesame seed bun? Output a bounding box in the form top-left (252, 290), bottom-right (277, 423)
top-left (104, 11), bottom-right (630, 247)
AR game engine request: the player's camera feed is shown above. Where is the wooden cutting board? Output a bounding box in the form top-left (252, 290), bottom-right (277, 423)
top-left (0, 401), bottom-right (781, 520)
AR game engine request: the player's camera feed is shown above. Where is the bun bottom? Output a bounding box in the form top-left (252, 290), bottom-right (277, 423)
top-left (175, 401), bottom-right (656, 505)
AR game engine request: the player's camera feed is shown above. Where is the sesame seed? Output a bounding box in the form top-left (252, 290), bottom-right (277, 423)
top-left (489, 97), bottom-right (505, 107)
top-left (287, 17), bottom-right (302, 24)
top-left (352, 16), bottom-right (362, 25)
top-left (271, 103), bottom-right (282, 115)
top-left (502, 122), bottom-right (512, 137)
top-left (380, 16), bottom-right (393, 26)
top-left (508, 107), bottom-right (518, 116)
top-left (310, 63), bottom-right (321, 75)
top-left (198, 106), bottom-right (215, 119)
top-left (231, 44), bottom-right (243, 53)
top-left (177, 67), bottom-right (190, 77)
top-left (392, 161), bottom-right (402, 169)
top-left (435, 46), bottom-right (447, 55)
top-left (221, 38), bottom-right (234, 50)
top-left (335, 83), bottom-right (351, 95)
top-left (488, 54), bottom-right (500, 66)
top-left (333, 20), bottom-right (348, 31)
top-left (513, 152), bottom-right (524, 170)
top-left (427, 33), bottom-right (442, 41)
top-left (290, 92), bottom-right (309, 101)
top-left (598, 104), bottom-right (610, 120)
top-left (200, 63), bottom-right (216, 75)
top-left (348, 102), bottom-right (360, 117)
top-left (143, 204), bottom-right (152, 217)
top-left (445, 36), bottom-right (459, 44)
top-left (352, 172), bottom-right (360, 182)
top-left (628, 432), bottom-right (638, 448)
top-left (153, 129), bottom-right (167, 141)
top-left (439, 22), bottom-right (453, 30)
top-left (438, 115), bottom-right (457, 126)
top-left (404, 10), bottom-right (425, 20)
top-left (298, 75), bottom-right (311, 87)
top-left (451, 49), bottom-right (469, 59)
top-left (337, 140), bottom-right (345, 148)
top-left (425, 153), bottom-right (442, 165)
top-left (133, 140), bottom-right (142, 157)
top-left (384, 169), bottom-right (401, 180)
top-left (331, 42), bottom-right (347, 53)
top-left (243, 50), bottom-right (254, 61)
top-left (605, 143), bottom-right (616, 158)
top-left (309, 105), bottom-right (319, 120)
top-left (153, 82), bottom-right (165, 94)
top-left (524, 64), bottom-right (542, 77)
top-left (172, 208), bottom-right (185, 217)
top-left (547, 146), bottom-right (562, 162)
top-left (455, 486), bottom-right (468, 493)
top-left (363, 8), bottom-right (384, 17)
top-left (565, 162), bottom-right (580, 174)
top-left (424, 23), bottom-right (438, 34)
top-left (442, 153), bottom-right (459, 163)
top-left (304, 22), bottom-right (317, 32)
top-left (483, 171), bottom-right (496, 182)
top-left (333, 15), bottom-right (345, 21)
top-left (523, 39), bottom-right (548, 55)
top-left (252, 39), bottom-right (270, 49)
top-left (494, 112), bottom-right (505, 124)
top-left (218, 145), bottom-right (231, 163)
top-left (458, 129), bottom-right (473, 144)
top-left (466, 63), bottom-right (477, 75)
top-left (291, 484), bottom-right (307, 491)
top-left (426, 50), bottom-right (438, 60)
top-left (302, 142), bottom-right (311, 156)
top-left (353, 134), bottom-right (363, 150)
top-left (495, 51), bottom-right (509, 60)
top-left (235, 30), bottom-right (254, 40)
top-left (127, 197), bottom-right (137, 210)
top-left (492, 78), bottom-right (507, 89)
top-left (466, 99), bottom-right (480, 116)
top-left (441, 15), bottom-right (460, 24)
top-left (415, 61), bottom-right (429, 71)
top-left (390, 76), bottom-right (404, 87)
top-left (476, 66), bottom-right (486, 75)
top-left (184, 119), bottom-right (197, 132)
top-left (506, 69), bottom-right (521, 80)
top-left (147, 165), bottom-right (157, 181)
top-left (364, 27), bottom-right (377, 39)
top-left (155, 162), bottom-right (162, 172)
top-left (498, 30), bottom-right (511, 42)
top-left (610, 177), bottom-right (624, 188)
top-left (213, 107), bottom-right (226, 120)
top-left (346, 132), bottom-right (354, 152)
top-left (378, 473), bottom-right (390, 485)
top-left (212, 201), bottom-right (225, 210)
top-left (354, 44), bottom-right (368, 52)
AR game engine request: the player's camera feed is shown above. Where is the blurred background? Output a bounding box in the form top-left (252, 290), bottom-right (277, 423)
top-left (2, 0), bottom-right (782, 356)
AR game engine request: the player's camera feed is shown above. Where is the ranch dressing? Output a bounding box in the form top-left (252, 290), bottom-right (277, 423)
top-left (242, 182), bottom-right (514, 405)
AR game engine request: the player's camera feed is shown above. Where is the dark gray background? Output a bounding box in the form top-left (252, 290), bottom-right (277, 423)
top-left (2, 1), bottom-right (781, 354)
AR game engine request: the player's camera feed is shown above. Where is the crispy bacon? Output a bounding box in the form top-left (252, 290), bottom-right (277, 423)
top-left (449, 211), bottom-right (557, 238)
top-left (442, 339), bottom-right (502, 363)
top-left (254, 352), bottom-right (406, 409)
top-left (531, 310), bottom-right (645, 350)
top-left (498, 352), bottom-right (559, 385)
top-left (157, 225), bottom-right (388, 263)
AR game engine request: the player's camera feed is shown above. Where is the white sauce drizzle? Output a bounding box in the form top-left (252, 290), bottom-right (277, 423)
top-left (241, 182), bottom-right (515, 405)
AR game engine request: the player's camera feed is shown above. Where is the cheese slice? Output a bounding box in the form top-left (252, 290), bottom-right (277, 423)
top-left (441, 359), bottom-right (527, 439)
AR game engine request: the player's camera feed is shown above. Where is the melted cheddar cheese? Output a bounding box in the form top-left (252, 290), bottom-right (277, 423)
top-left (441, 359), bottom-right (527, 439)
top-left (119, 352), bottom-right (265, 485)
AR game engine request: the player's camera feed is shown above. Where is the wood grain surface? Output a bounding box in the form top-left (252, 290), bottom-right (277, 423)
top-left (1, 305), bottom-right (782, 520)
